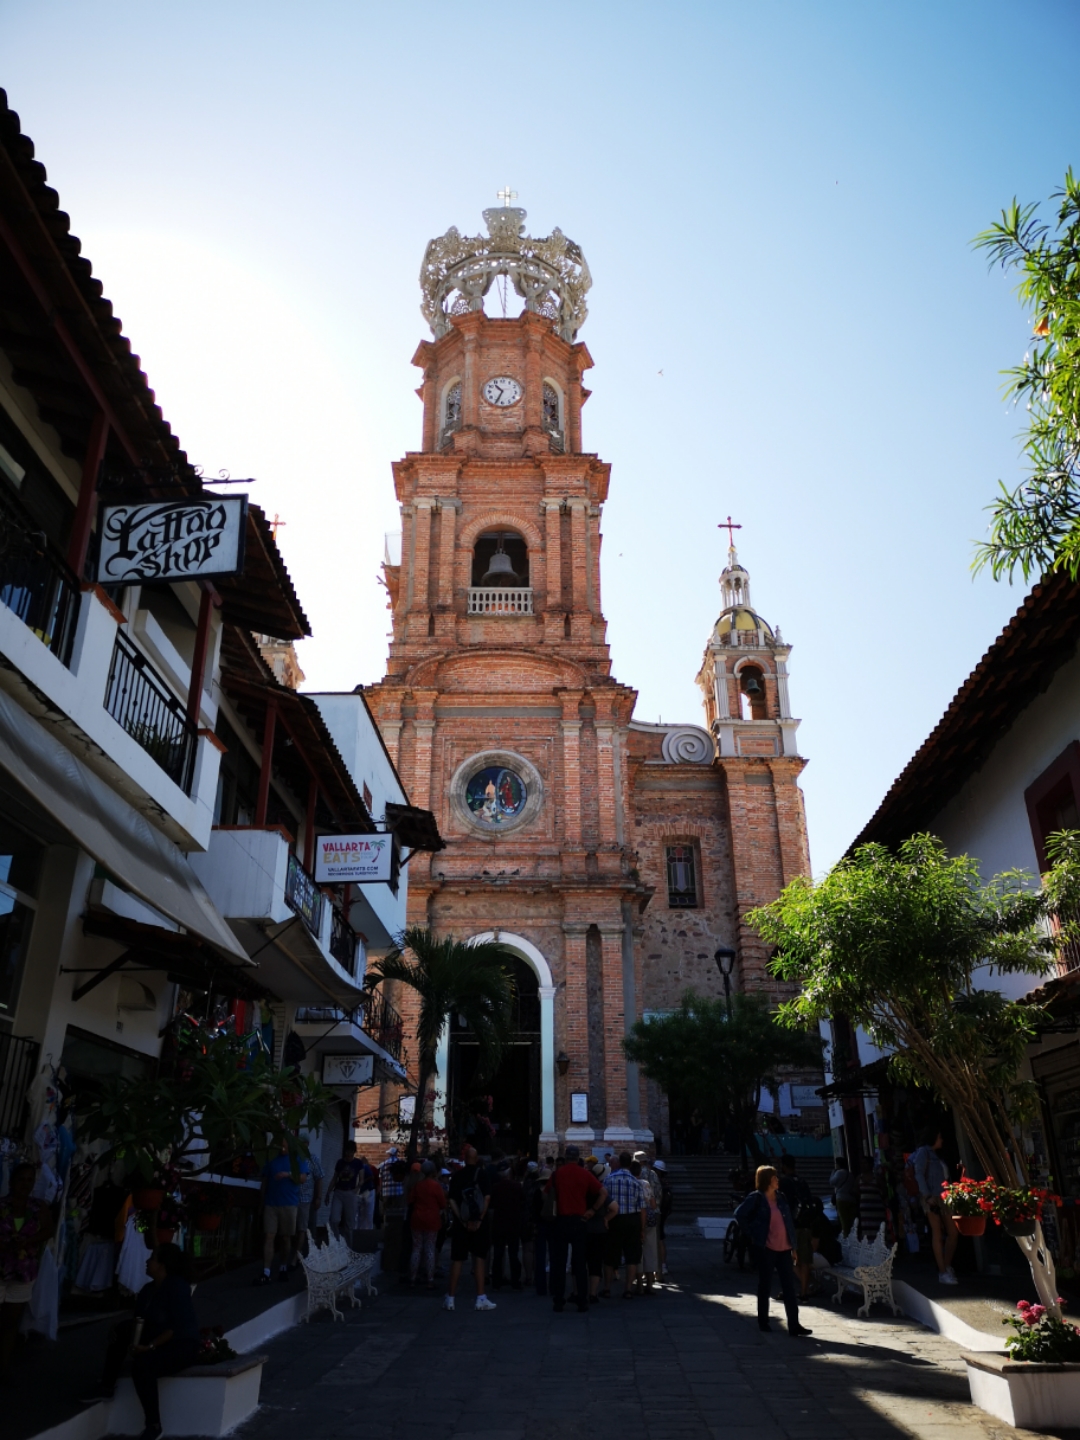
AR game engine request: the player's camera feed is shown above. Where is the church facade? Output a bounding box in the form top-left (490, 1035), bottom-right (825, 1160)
top-left (363, 202), bottom-right (813, 1152)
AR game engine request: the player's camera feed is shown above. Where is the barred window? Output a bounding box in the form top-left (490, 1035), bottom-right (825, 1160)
top-left (666, 844), bottom-right (698, 908)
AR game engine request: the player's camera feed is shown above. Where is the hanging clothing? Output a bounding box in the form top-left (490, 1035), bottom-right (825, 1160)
top-left (116, 1214), bottom-right (152, 1295)
top-left (21, 1245), bottom-right (60, 1340)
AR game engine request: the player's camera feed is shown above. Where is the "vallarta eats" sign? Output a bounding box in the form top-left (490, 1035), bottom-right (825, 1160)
top-left (314, 833), bottom-right (393, 884)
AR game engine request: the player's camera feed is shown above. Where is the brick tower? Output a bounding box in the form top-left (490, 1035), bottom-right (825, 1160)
top-left (364, 199), bottom-right (814, 1154)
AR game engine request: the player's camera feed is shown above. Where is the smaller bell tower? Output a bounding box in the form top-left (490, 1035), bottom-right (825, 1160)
top-left (696, 537), bottom-right (801, 761)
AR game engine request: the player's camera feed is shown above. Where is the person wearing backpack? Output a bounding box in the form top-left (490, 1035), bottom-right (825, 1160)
top-left (444, 1146), bottom-right (496, 1312)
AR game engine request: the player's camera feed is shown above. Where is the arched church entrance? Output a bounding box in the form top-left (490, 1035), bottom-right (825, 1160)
top-left (447, 953), bottom-right (541, 1156)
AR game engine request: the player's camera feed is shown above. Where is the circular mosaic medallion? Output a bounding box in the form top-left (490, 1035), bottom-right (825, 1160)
top-left (465, 765), bottom-right (527, 825)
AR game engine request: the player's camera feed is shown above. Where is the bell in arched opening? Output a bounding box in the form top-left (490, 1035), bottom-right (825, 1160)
top-left (480, 535), bottom-right (521, 586)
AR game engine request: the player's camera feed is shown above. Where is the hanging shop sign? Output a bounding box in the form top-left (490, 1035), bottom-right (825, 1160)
top-left (791, 1084), bottom-right (823, 1109)
top-left (314, 833), bottom-right (393, 884)
top-left (95, 495), bottom-right (248, 583)
top-left (322, 1053), bottom-right (374, 1087)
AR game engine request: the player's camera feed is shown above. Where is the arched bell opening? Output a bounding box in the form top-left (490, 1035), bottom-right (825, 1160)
top-left (471, 530), bottom-right (530, 587)
top-left (738, 663), bottom-right (768, 721)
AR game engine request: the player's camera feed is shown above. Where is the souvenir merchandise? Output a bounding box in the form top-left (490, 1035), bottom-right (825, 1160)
top-left (116, 1212), bottom-right (152, 1294)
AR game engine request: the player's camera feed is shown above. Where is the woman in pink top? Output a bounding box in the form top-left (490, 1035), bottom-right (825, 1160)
top-left (734, 1165), bottom-right (812, 1337)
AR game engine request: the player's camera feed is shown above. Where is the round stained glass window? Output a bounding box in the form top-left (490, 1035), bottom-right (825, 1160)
top-left (465, 766), bottom-right (527, 826)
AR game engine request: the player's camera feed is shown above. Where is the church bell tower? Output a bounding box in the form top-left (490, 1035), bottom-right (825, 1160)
top-left (366, 198), bottom-right (644, 1152)
top-left (363, 198), bottom-right (816, 1154)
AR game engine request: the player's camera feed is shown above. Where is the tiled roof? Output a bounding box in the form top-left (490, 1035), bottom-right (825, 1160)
top-left (851, 571), bottom-right (1080, 851)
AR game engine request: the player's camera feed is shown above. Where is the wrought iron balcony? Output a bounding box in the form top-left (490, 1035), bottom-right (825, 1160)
top-left (284, 850), bottom-right (324, 940)
top-left (295, 989), bottom-right (404, 1063)
top-left (103, 630), bottom-right (198, 792)
top-left (0, 1030), bottom-right (39, 1142)
top-left (468, 586), bottom-right (534, 615)
top-left (0, 497), bottom-right (80, 666)
top-left (329, 905), bottom-right (363, 976)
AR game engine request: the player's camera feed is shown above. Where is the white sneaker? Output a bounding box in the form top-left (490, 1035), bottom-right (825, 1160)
top-left (938, 1271), bottom-right (958, 1285)
top-left (442, 1294), bottom-right (455, 1311)
top-left (474, 1295), bottom-right (497, 1311)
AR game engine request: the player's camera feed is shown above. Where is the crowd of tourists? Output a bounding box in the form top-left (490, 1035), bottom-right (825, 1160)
top-left (390, 1143), bottom-right (673, 1314)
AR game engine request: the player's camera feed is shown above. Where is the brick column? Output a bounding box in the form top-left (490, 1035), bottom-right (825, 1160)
top-left (436, 497), bottom-right (460, 609)
top-left (524, 332), bottom-right (543, 430)
top-left (421, 364), bottom-right (437, 452)
top-left (559, 690), bottom-right (584, 848)
top-left (722, 761), bottom-right (786, 992)
top-left (568, 363), bottom-right (583, 453)
top-left (769, 759), bottom-right (811, 886)
top-left (588, 503), bottom-right (602, 616)
top-left (569, 500), bottom-right (588, 615)
top-left (410, 689), bottom-right (439, 810)
top-left (543, 499), bottom-right (563, 611)
top-left (411, 497), bottom-right (436, 616)
top-left (594, 694), bottom-right (619, 847)
top-left (561, 923), bottom-right (592, 1138)
top-left (599, 921), bottom-right (633, 1142)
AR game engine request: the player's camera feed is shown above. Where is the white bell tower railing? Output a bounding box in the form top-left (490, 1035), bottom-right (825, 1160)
top-left (468, 587), bottom-right (534, 614)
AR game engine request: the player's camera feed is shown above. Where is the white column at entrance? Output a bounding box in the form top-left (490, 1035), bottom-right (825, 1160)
top-left (539, 983), bottom-right (556, 1147)
top-left (433, 1019), bottom-right (450, 1132)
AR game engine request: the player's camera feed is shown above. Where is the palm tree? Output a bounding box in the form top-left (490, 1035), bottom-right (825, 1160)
top-left (366, 927), bottom-right (514, 1160)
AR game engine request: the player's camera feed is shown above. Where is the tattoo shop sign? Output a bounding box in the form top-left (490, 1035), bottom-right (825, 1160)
top-left (314, 834), bottom-right (392, 885)
top-left (96, 496), bottom-right (247, 583)
top-left (322, 1054), bottom-right (374, 1087)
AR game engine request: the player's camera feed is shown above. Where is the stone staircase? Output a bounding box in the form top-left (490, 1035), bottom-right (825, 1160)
top-left (664, 1154), bottom-right (835, 1219)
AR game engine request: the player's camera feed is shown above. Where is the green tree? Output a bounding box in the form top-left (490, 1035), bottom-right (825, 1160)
top-left (82, 1024), bottom-right (335, 1181)
top-left (365, 927), bottom-right (514, 1160)
top-left (623, 989), bottom-right (822, 1160)
top-left (748, 834), bottom-right (1069, 1314)
top-left (973, 169), bottom-right (1080, 581)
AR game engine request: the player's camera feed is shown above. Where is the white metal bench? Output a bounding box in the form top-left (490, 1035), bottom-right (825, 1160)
top-left (819, 1221), bottom-right (900, 1317)
top-left (300, 1230), bottom-right (378, 1322)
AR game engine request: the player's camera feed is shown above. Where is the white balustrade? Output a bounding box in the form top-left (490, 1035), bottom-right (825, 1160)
top-left (468, 587), bottom-right (534, 615)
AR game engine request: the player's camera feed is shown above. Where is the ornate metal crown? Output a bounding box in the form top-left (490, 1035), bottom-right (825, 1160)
top-left (420, 205), bottom-right (591, 343)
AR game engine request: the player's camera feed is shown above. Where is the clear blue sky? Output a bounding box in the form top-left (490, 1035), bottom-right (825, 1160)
top-left (3, 1), bottom-right (1078, 871)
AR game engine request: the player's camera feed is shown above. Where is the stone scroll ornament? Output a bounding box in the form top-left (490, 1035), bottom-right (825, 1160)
top-left (660, 726), bottom-right (715, 764)
top-left (419, 203), bottom-right (592, 343)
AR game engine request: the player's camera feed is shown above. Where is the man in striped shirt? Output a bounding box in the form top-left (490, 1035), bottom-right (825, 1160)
top-left (603, 1152), bottom-right (647, 1298)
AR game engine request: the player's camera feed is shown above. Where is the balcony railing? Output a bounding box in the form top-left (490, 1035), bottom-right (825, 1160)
top-left (104, 629), bottom-right (198, 793)
top-left (0, 499), bottom-right (80, 666)
top-left (0, 1030), bottom-right (39, 1142)
top-left (296, 990), bottom-right (405, 1063)
top-left (329, 906), bottom-right (363, 976)
top-left (468, 586), bottom-right (534, 615)
top-left (1053, 904), bottom-right (1080, 975)
top-left (284, 850), bottom-right (324, 939)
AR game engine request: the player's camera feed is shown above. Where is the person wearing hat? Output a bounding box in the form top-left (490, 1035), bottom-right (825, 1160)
top-left (545, 1145), bottom-right (608, 1313)
top-left (653, 1159), bottom-right (673, 1277)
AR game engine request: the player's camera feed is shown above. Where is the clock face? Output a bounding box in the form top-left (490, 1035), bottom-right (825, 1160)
top-left (482, 376), bottom-right (523, 407)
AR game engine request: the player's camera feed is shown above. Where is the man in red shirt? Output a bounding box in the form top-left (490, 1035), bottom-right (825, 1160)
top-left (546, 1145), bottom-right (608, 1313)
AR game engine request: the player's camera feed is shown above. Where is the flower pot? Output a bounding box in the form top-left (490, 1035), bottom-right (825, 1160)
top-left (953, 1215), bottom-right (986, 1237)
top-left (1002, 1219), bottom-right (1036, 1237)
top-left (964, 1354), bottom-right (1080, 1428)
top-left (155, 1228), bottom-right (176, 1245)
top-left (133, 1188), bottom-right (165, 1211)
top-left (196, 1213), bottom-right (223, 1232)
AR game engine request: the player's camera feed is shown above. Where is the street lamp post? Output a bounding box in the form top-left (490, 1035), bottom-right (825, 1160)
top-left (714, 946), bottom-right (737, 1018)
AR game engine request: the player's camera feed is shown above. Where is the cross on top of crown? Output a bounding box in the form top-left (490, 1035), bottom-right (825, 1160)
top-left (497, 185), bottom-right (518, 207)
top-left (719, 515), bottom-right (742, 548)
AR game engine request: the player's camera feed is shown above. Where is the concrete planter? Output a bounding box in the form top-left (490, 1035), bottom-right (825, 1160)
top-left (108, 1353), bottom-right (267, 1436)
top-left (963, 1352), bottom-right (1080, 1429)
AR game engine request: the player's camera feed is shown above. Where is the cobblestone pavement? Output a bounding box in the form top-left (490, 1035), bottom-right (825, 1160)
top-left (234, 1231), bottom-right (1076, 1440)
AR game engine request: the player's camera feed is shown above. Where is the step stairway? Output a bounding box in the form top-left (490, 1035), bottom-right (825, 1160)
top-left (664, 1154), bottom-right (836, 1219)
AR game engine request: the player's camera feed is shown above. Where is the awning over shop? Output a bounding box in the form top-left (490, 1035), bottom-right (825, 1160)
top-left (0, 688), bottom-right (250, 965)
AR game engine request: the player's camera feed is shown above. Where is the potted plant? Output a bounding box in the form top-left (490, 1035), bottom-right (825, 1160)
top-left (189, 1185), bottom-right (226, 1232)
top-left (992, 1184), bottom-right (1056, 1237)
top-left (963, 1300), bottom-right (1080, 1428)
top-left (941, 1175), bottom-right (997, 1237)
